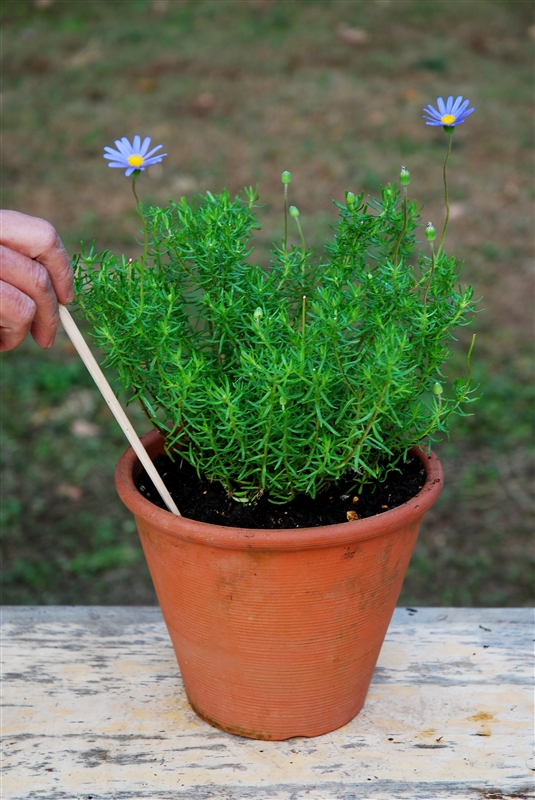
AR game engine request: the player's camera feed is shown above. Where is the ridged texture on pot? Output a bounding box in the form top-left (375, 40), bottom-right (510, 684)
top-left (115, 431), bottom-right (443, 740)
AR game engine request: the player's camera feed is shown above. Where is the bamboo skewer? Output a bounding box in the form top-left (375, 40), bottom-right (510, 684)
top-left (58, 305), bottom-right (181, 516)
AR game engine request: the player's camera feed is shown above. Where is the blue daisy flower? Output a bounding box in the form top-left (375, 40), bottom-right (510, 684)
top-left (422, 96), bottom-right (475, 127)
top-left (103, 135), bottom-right (168, 177)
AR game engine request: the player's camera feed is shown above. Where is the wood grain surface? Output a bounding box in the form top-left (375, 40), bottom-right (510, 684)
top-left (2, 606), bottom-right (533, 800)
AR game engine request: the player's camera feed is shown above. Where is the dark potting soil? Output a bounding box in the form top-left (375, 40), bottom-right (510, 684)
top-left (136, 453), bottom-right (427, 529)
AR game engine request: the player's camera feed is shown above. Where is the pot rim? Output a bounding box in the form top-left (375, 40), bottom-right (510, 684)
top-left (115, 430), bottom-right (444, 551)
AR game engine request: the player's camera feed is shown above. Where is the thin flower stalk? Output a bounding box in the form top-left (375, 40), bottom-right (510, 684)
top-left (422, 96), bottom-right (474, 255)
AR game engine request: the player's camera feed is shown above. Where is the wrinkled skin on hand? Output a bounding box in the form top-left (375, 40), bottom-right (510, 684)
top-left (0, 210), bottom-right (73, 351)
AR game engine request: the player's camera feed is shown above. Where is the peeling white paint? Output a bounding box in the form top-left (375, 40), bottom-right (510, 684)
top-left (2, 606), bottom-right (533, 799)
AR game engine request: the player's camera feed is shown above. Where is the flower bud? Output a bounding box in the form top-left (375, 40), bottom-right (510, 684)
top-left (425, 222), bottom-right (436, 241)
top-left (433, 382), bottom-right (443, 396)
top-left (400, 166), bottom-right (410, 186)
top-left (289, 205), bottom-right (300, 218)
top-left (281, 171), bottom-right (291, 184)
top-left (253, 307), bottom-right (263, 322)
top-left (346, 191), bottom-right (356, 207)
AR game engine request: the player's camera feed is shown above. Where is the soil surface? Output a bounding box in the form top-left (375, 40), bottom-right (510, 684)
top-left (136, 454), bottom-right (426, 529)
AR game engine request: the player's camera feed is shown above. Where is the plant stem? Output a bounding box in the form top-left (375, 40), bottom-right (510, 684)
top-left (301, 295), bottom-right (307, 350)
top-left (283, 183), bottom-right (288, 256)
top-left (392, 186), bottom-right (408, 274)
top-left (342, 380), bottom-right (389, 472)
top-left (418, 242), bottom-right (436, 366)
top-left (465, 333), bottom-right (476, 387)
top-left (131, 172), bottom-right (148, 266)
top-left (418, 333), bottom-right (476, 443)
top-left (422, 242), bottom-right (435, 312)
top-left (437, 131), bottom-right (453, 258)
top-left (295, 215), bottom-right (306, 258)
top-left (131, 172), bottom-right (148, 308)
top-left (295, 213), bottom-right (307, 293)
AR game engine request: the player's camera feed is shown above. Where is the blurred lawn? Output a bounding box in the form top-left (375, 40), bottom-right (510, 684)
top-left (1, 0), bottom-right (533, 606)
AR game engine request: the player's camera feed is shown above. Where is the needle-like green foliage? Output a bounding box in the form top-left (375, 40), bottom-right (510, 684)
top-left (74, 181), bottom-right (478, 503)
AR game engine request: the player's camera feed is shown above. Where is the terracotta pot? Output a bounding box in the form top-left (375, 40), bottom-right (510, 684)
top-left (115, 430), bottom-right (443, 741)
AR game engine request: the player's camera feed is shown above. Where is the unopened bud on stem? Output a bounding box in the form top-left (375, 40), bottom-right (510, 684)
top-left (281, 171), bottom-right (291, 185)
top-left (289, 205), bottom-right (300, 218)
top-left (425, 222), bottom-right (437, 241)
top-left (400, 166), bottom-right (410, 186)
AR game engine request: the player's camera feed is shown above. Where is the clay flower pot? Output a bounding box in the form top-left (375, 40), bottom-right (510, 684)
top-left (115, 430), bottom-right (443, 741)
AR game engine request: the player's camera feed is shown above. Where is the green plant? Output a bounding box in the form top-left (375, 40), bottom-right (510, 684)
top-left (74, 102), bottom-right (479, 504)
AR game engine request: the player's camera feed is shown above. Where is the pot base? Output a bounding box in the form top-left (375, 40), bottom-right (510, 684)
top-left (187, 696), bottom-right (367, 741)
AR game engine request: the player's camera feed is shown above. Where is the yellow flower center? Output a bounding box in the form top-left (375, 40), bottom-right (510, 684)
top-left (441, 114), bottom-right (456, 125)
top-left (127, 154), bottom-right (144, 167)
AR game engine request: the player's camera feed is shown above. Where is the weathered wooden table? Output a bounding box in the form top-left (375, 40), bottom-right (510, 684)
top-left (2, 606), bottom-right (533, 800)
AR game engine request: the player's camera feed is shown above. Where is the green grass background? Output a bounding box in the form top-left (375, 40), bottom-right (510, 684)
top-left (1, 0), bottom-right (533, 606)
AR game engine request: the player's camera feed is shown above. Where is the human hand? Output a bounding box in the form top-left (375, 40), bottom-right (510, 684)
top-left (0, 210), bottom-right (73, 352)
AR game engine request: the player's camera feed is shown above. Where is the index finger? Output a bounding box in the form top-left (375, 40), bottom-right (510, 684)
top-left (0, 210), bottom-right (73, 305)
